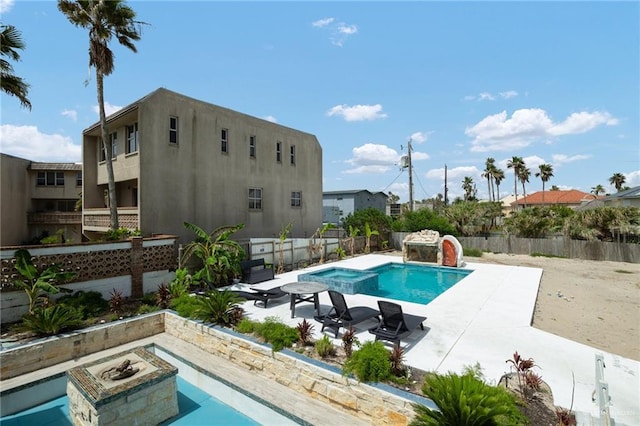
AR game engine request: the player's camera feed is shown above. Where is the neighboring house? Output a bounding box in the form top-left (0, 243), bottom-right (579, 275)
top-left (81, 88), bottom-right (322, 243)
top-left (513, 189), bottom-right (600, 210)
top-left (601, 186), bottom-right (640, 208)
top-left (322, 190), bottom-right (388, 225)
top-left (1, 153), bottom-right (82, 246)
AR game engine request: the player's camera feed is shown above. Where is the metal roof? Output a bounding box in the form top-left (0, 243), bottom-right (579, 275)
top-left (29, 162), bottom-right (82, 171)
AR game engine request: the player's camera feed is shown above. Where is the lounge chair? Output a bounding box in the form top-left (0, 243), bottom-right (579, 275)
top-left (315, 290), bottom-right (381, 337)
top-left (368, 300), bottom-right (426, 345)
top-left (240, 259), bottom-right (275, 284)
top-left (229, 286), bottom-right (286, 308)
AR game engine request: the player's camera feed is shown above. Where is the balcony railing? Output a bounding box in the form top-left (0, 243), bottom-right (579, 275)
top-left (83, 208), bottom-right (139, 231)
top-left (28, 212), bottom-right (82, 225)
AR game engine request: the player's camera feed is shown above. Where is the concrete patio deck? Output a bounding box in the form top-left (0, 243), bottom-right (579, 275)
top-left (237, 253), bottom-right (640, 426)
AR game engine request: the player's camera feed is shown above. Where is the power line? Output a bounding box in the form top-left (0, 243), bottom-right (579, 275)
top-left (382, 169), bottom-right (406, 193)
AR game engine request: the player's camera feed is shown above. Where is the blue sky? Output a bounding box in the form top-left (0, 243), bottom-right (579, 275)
top-left (1, 0), bottom-right (638, 202)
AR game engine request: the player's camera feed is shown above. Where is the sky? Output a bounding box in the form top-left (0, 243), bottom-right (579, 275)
top-left (1, 0), bottom-right (638, 203)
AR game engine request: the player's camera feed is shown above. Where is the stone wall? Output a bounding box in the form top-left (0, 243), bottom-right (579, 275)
top-left (163, 314), bottom-right (419, 425)
top-left (0, 313), bottom-right (165, 380)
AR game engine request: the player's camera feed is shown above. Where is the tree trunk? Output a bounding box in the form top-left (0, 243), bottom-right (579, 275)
top-left (97, 70), bottom-right (119, 230)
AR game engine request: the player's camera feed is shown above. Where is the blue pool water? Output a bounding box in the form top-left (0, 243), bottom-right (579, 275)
top-left (0, 377), bottom-right (259, 426)
top-left (363, 263), bottom-right (472, 304)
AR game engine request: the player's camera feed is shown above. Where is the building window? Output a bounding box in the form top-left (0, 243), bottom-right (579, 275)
top-left (249, 135), bottom-right (256, 158)
top-left (110, 132), bottom-right (117, 158)
top-left (291, 191), bottom-right (301, 207)
top-left (126, 123), bottom-right (138, 154)
top-left (248, 187), bottom-right (262, 210)
top-left (221, 128), bottom-right (228, 153)
top-left (276, 142), bottom-right (282, 163)
top-left (290, 145), bottom-right (296, 165)
top-left (99, 139), bottom-right (106, 162)
top-left (169, 116), bottom-right (178, 144)
top-left (76, 171), bottom-right (82, 186)
top-left (37, 171), bottom-right (64, 186)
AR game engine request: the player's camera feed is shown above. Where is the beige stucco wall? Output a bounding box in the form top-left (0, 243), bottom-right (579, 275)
top-left (1, 154), bottom-right (31, 245)
top-left (83, 89), bottom-right (323, 241)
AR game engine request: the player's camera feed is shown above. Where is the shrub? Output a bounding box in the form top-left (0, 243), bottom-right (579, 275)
top-left (21, 305), bottom-right (84, 336)
top-left (253, 317), bottom-right (299, 352)
top-left (342, 340), bottom-right (391, 382)
top-left (315, 335), bottom-right (336, 358)
top-left (462, 247), bottom-right (483, 258)
top-left (191, 290), bottom-right (245, 327)
top-left (57, 290), bottom-right (108, 319)
top-left (341, 326), bottom-right (358, 358)
top-left (108, 288), bottom-right (124, 314)
top-left (235, 318), bottom-right (258, 334)
top-left (389, 343), bottom-right (406, 377)
top-left (156, 283), bottom-right (171, 309)
top-left (297, 318), bottom-right (315, 345)
top-left (170, 293), bottom-right (200, 318)
top-left (137, 304), bottom-right (160, 314)
top-left (411, 371), bottom-right (525, 426)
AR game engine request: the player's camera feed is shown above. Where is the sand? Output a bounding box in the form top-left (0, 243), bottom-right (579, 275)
top-left (469, 253), bottom-right (640, 361)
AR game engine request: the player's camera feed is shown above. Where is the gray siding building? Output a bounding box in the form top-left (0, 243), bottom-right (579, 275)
top-left (322, 190), bottom-right (388, 225)
top-left (82, 88), bottom-right (323, 242)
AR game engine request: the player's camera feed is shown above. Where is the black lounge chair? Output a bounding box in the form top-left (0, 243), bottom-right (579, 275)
top-left (240, 259), bottom-right (275, 284)
top-left (368, 300), bottom-right (426, 345)
top-left (315, 290), bottom-right (381, 337)
top-left (230, 286), bottom-right (286, 308)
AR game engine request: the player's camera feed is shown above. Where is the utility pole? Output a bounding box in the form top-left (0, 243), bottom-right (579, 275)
top-left (444, 164), bottom-right (448, 206)
top-left (408, 138), bottom-right (414, 212)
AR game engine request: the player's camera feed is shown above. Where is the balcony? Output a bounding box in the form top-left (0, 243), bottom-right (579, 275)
top-left (28, 212), bottom-right (82, 225)
top-left (83, 208), bottom-right (139, 232)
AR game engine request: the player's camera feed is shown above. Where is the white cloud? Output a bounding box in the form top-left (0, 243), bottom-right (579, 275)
top-left (0, 0), bottom-right (14, 14)
top-left (326, 104), bottom-right (387, 121)
top-left (263, 115), bottom-right (277, 123)
top-left (478, 92), bottom-right (495, 101)
top-left (343, 143), bottom-right (399, 174)
top-left (466, 108), bottom-right (619, 152)
top-left (411, 152), bottom-right (430, 161)
top-left (61, 109), bottom-right (78, 122)
top-left (551, 153), bottom-right (591, 164)
top-left (313, 17), bottom-right (357, 46)
top-left (92, 101), bottom-right (123, 117)
top-left (409, 131), bottom-right (433, 144)
top-left (0, 124), bottom-right (81, 162)
top-left (624, 170), bottom-right (640, 187)
top-left (500, 90), bottom-right (518, 99)
top-left (312, 17), bottom-right (334, 28)
top-left (426, 166), bottom-right (480, 180)
top-left (463, 95), bottom-right (476, 101)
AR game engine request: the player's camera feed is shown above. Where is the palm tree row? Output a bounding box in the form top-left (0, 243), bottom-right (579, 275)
top-left (1, 23), bottom-right (31, 109)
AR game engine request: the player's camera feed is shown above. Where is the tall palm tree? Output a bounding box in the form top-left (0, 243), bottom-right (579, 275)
top-left (482, 158), bottom-right (496, 201)
top-left (535, 163), bottom-right (554, 205)
top-left (591, 184), bottom-right (606, 196)
top-left (493, 168), bottom-right (505, 202)
top-left (518, 167), bottom-right (531, 208)
top-left (462, 176), bottom-right (475, 201)
top-left (609, 173), bottom-right (626, 192)
top-left (0, 24), bottom-right (31, 109)
top-left (58, 0), bottom-right (145, 231)
top-left (507, 156), bottom-right (524, 209)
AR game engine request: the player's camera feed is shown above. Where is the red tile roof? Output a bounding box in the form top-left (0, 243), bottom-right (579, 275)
top-left (513, 190), bottom-right (602, 206)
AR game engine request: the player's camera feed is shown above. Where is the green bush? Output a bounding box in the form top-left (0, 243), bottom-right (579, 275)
top-left (235, 318), bottom-right (258, 334)
top-left (170, 293), bottom-right (200, 318)
top-left (253, 317), bottom-right (299, 352)
top-left (137, 304), bottom-right (160, 314)
top-left (410, 371), bottom-right (525, 426)
top-left (21, 305), bottom-right (84, 336)
top-left (462, 247), bottom-right (483, 258)
top-left (315, 335), bottom-right (336, 358)
top-left (57, 290), bottom-right (109, 319)
top-left (191, 290), bottom-right (244, 326)
top-left (342, 340), bottom-right (392, 382)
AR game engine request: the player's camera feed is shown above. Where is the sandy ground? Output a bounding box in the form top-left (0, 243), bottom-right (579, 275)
top-left (469, 253), bottom-right (640, 361)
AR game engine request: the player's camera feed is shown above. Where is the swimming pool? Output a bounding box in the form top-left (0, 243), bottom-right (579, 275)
top-left (0, 346), bottom-right (301, 426)
top-left (364, 262), bottom-right (472, 304)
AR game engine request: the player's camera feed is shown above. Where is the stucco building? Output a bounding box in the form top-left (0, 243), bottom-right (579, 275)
top-left (1, 153), bottom-right (82, 246)
top-left (322, 190), bottom-right (388, 225)
top-left (82, 88), bottom-right (322, 243)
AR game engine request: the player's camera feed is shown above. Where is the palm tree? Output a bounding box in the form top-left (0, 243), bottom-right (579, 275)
top-left (518, 166), bottom-right (531, 207)
top-left (482, 158), bottom-right (496, 201)
top-left (609, 173), bottom-right (626, 192)
top-left (507, 156), bottom-right (525, 209)
top-left (493, 168), bottom-right (505, 202)
top-left (0, 24), bottom-right (31, 109)
top-left (58, 0), bottom-right (145, 231)
top-left (462, 176), bottom-right (475, 201)
top-left (591, 184), bottom-right (606, 196)
top-left (535, 164), bottom-right (554, 205)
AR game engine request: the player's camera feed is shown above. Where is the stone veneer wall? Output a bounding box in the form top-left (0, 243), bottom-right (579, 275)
top-left (0, 313), bottom-right (165, 380)
top-left (163, 313), bottom-right (418, 425)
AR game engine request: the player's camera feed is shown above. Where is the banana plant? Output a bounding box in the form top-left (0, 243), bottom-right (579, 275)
top-left (364, 222), bottom-right (379, 253)
top-left (12, 249), bottom-right (76, 314)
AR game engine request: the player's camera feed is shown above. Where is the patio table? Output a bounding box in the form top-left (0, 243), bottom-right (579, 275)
top-left (280, 281), bottom-right (329, 318)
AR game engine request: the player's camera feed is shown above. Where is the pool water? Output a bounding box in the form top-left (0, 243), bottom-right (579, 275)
top-left (363, 263), bottom-right (472, 304)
